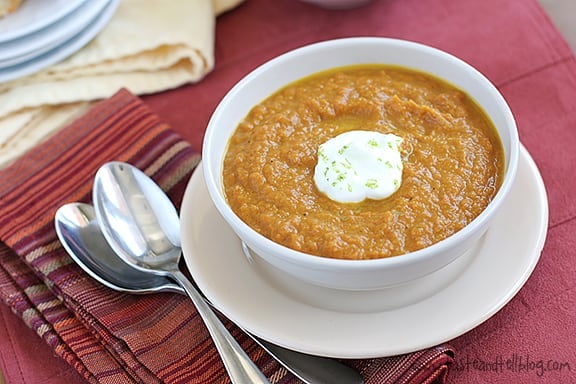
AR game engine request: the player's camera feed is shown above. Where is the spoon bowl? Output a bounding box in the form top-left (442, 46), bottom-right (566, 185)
top-left (93, 162), bottom-right (181, 271)
top-left (55, 203), bottom-right (183, 294)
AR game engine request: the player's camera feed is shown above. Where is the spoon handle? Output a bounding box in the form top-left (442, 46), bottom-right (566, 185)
top-left (182, 274), bottom-right (364, 384)
top-left (255, 339), bottom-right (364, 384)
top-left (172, 270), bottom-right (270, 384)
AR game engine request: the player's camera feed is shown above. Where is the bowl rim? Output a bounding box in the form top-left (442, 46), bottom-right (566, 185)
top-left (203, 36), bottom-right (520, 269)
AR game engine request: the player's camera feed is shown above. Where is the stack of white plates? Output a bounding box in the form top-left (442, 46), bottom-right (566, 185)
top-left (0, 0), bottom-right (119, 83)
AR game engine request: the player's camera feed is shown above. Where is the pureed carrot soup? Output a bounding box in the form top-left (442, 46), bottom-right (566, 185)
top-left (223, 65), bottom-right (504, 260)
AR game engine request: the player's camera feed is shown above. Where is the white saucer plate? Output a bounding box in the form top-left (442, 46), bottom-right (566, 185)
top-left (0, 0), bottom-right (87, 43)
top-left (0, 0), bottom-right (111, 67)
top-left (0, 0), bottom-right (118, 83)
top-left (181, 145), bottom-right (548, 358)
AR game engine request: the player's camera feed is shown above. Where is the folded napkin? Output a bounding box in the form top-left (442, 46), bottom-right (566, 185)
top-left (0, 0), bottom-right (243, 169)
top-left (0, 89), bottom-right (455, 383)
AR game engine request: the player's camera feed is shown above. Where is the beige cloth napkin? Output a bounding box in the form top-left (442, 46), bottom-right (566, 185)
top-left (0, 0), bottom-right (243, 168)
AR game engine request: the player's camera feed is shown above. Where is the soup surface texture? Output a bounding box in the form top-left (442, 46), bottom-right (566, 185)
top-left (223, 65), bottom-right (504, 260)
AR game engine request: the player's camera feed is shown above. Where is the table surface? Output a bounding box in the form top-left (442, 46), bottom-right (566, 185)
top-left (1, 1), bottom-right (575, 383)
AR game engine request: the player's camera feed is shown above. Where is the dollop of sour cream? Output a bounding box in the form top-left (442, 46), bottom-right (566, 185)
top-left (314, 130), bottom-right (404, 203)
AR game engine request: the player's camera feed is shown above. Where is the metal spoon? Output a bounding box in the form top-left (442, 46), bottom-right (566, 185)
top-left (92, 162), bottom-right (270, 384)
top-left (55, 202), bottom-right (363, 384)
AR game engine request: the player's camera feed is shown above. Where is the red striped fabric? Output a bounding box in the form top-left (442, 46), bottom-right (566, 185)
top-left (0, 89), bottom-right (454, 383)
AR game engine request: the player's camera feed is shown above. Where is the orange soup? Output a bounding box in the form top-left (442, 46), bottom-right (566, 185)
top-left (223, 65), bottom-right (504, 260)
